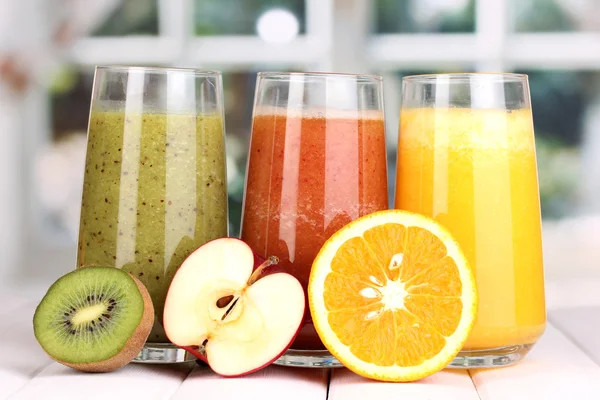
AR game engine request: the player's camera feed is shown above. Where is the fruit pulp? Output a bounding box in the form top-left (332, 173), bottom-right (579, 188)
top-left (241, 110), bottom-right (388, 350)
top-left (77, 110), bottom-right (228, 343)
top-left (395, 107), bottom-right (546, 349)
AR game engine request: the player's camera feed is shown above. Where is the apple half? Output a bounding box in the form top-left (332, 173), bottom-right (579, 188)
top-left (163, 238), bottom-right (305, 377)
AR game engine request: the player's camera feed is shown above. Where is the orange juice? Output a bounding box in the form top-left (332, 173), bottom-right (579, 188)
top-left (395, 107), bottom-right (546, 349)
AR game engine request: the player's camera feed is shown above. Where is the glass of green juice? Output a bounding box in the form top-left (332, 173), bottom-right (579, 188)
top-left (77, 66), bottom-right (228, 363)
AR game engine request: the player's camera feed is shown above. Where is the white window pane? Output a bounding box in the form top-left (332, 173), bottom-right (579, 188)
top-left (519, 70), bottom-right (599, 219)
top-left (514, 0), bottom-right (600, 32)
top-left (194, 0), bottom-right (305, 38)
top-left (375, 0), bottom-right (474, 33)
top-left (92, 0), bottom-right (159, 36)
top-left (42, 69), bottom-right (92, 242)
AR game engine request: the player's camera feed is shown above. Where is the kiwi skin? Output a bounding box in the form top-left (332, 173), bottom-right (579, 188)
top-left (43, 273), bottom-right (154, 373)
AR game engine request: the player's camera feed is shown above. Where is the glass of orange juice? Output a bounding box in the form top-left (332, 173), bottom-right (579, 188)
top-left (395, 73), bottom-right (546, 367)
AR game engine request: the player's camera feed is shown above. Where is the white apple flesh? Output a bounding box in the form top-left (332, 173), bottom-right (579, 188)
top-left (163, 238), bottom-right (305, 377)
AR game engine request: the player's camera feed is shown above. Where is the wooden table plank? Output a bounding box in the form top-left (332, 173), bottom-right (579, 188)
top-left (0, 301), bottom-right (54, 399)
top-left (469, 324), bottom-right (600, 399)
top-left (10, 363), bottom-right (193, 400)
top-left (0, 298), bottom-right (34, 326)
top-left (170, 365), bottom-right (329, 400)
top-left (549, 307), bottom-right (600, 366)
top-left (3, 282), bottom-right (599, 400)
top-left (0, 287), bottom-right (39, 332)
top-left (545, 279), bottom-right (600, 310)
top-left (328, 368), bottom-right (479, 399)
top-left (0, 289), bottom-right (192, 400)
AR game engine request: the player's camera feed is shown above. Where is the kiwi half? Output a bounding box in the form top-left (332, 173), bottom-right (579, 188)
top-left (33, 267), bottom-right (154, 372)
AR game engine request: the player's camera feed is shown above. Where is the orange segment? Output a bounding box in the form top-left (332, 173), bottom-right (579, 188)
top-left (326, 303), bottom-right (382, 346)
top-left (330, 236), bottom-right (387, 285)
top-left (309, 210), bottom-right (477, 382)
top-left (406, 256), bottom-right (462, 297)
top-left (401, 226), bottom-right (447, 282)
top-left (323, 273), bottom-right (380, 311)
top-left (395, 310), bottom-right (446, 366)
top-left (362, 223), bottom-right (407, 281)
top-left (350, 309), bottom-right (396, 366)
top-left (404, 295), bottom-right (463, 337)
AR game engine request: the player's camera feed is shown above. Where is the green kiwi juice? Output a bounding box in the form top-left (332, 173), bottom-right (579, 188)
top-left (77, 110), bottom-right (228, 342)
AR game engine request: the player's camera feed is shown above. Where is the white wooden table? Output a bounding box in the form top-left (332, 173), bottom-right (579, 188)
top-left (2, 285), bottom-right (600, 400)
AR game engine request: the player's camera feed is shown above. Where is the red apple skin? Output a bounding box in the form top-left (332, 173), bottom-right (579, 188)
top-left (181, 346), bottom-right (208, 364)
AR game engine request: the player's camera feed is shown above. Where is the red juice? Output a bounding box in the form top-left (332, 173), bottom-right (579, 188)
top-left (241, 111), bottom-right (388, 349)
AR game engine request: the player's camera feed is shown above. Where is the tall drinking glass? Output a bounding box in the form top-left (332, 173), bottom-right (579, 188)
top-left (395, 73), bottom-right (546, 367)
top-left (77, 66), bottom-right (228, 363)
top-left (241, 72), bottom-right (389, 367)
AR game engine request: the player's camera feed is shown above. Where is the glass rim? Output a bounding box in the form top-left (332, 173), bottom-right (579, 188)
top-left (402, 72), bottom-right (528, 83)
top-left (95, 65), bottom-right (222, 76)
top-left (258, 71), bottom-right (383, 82)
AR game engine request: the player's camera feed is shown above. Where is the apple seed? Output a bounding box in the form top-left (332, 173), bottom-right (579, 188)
top-left (216, 295), bottom-right (235, 308)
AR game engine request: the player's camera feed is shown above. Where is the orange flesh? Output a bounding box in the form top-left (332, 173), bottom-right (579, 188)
top-left (323, 223), bottom-right (464, 366)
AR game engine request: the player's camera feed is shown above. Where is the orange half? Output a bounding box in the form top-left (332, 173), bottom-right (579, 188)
top-left (308, 210), bottom-right (477, 382)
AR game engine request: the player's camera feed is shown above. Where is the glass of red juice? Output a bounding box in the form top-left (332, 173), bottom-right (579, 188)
top-left (241, 72), bottom-right (388, 367)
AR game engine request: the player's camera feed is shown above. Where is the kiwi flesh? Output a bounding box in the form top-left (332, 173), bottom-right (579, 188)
top-left (33, 267), bottom-right (154, 372)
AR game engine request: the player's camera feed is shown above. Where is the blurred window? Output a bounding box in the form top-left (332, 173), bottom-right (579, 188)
top-left (39, 0), bottom-right (600, 246)
top-left (375, 0), bottom-right (475, 33)
top-left (520, 70), bottom-right (600, 219)
top-left (91, 0), bottom-right (159, 36)
top-left (194, 0), bottom-right (305, 36)
top-left (50, 69), bottom-right (93, 141)
top-left (514, 0), bottom-right (600, 32)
